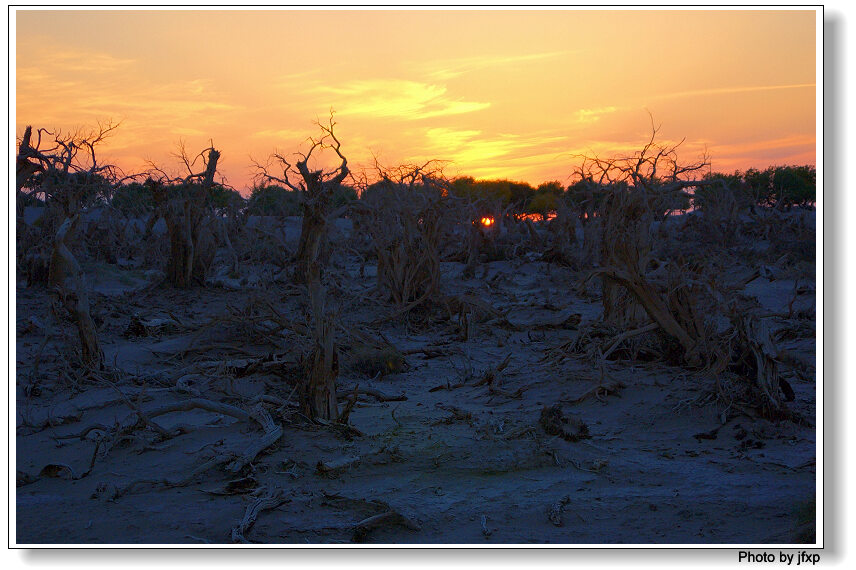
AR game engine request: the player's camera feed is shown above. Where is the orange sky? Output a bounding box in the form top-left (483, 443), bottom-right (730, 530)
top-left (15, 9), bottom-right (817, 193)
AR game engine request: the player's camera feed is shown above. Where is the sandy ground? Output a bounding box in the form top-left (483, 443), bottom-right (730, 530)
top-left (15, 223), bottom-right (816, 545)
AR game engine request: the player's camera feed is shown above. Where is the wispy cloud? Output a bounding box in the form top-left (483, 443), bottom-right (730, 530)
top-left (23, 48), bottom-right (136, 74)
top-left (171, 127), bottom-right (208, 138)
top-left (18, 57), bottom-right (242, 129)
top-left (706, 134), bottom-right (816, 165)
top-left (423, 128), bottom-right (525, 162)
top-left (421, 51), bottom-right (570, 81)
top-left (424, 127), bottom-right (483, 150)
top-left (575, 106), bottom-right (618, 124)
top-left (655, 83), bottom-right (815, 101)
top-left (249, 128), bottom-right (310, 141)
top-left (311, 79), bottom-right (490, 120)
top-left (420, 127), bottom-right (567, 175)
top-left (272, 70), bottom-right (326, 90)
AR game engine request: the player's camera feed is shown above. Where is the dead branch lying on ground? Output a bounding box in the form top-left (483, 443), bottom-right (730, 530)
top-left (335, 386), bottom-right (407, 402)
top-left (70, 377), bottom-right (284, 499)
top-left (92, 456), bottom-right (225, 501)
top-left (562, 360), bottom-right (626, 404)
top-left (318, 490), bottom-right (421, 542)
top-left (539, 405), bottom-right (590, 442)
top-left (316, 455), bottom-right (362, 477)
top-left (600, 322), bottom-right (660, 360)
top-left (471, 353), bottom-right (525, 399)
top-left (230, 488), bottom-right (290, 543)
top-left (352, 509), bottom-right (422, 543)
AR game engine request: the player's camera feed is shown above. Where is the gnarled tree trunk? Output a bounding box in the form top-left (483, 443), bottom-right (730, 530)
top-left (736, 314), bottom-right (787, 418)
top-left (293, 179), bottom-right (333, 284)
top-left (160, 148), bottom-right (220, 288)
top-left (253, 115), bottom-right (348, 420)
top-left (600, 187), bottom-right (653, 329)
top-left (49, 215), bottom-right (103, 368)
top-left (301, 237), bottom-right (339, 420)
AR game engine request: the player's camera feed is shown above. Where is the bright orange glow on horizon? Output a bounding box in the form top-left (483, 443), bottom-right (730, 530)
top-left (481, 216), bottom-right (494, 227)
top-left (15, 9), bottom-right (817, 195)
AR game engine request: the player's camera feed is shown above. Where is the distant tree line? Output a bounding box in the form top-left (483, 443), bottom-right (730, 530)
top-left (697, 165), bottom-right (816, 211)
top-left (20, 163), bottom-right (816, 220)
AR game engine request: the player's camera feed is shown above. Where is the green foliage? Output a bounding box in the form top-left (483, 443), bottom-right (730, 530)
top-left (670, 191), bottom-right (692, 212)
top-left (527, 192), bottom-right (558, 219)
top-left (450, 177), bottom-right (509, 204)
top-left (153, 180), bottom-right (245, 214)
top-left (247, 184), bottom-right (302, 217)
top-left (700, 165), bottom-right (816, 210)
top-left (28, 169), bottom-right (112, 210)
top-left (110, 181), bottom-right (155, 216)
top-left (535, 181), bottom-right (564, 196)
top-left (247, 183), bottom-right (354, 217)
top-left (771, 165), bottom-right (816, 207)
top-left (450, 177), bottom-right (535, 208)
top-left (697, 171), bottom-right (754, 213)
top-left (744, 167), bottom-right (774, 205)
top-left (208, 184), bottom-right (245, 212)
top-left (524, 181), bottom-right (565, 218)
top-left (565, 179), bottom-right (610, 217)
top-left (507, 179), bottom-right (536, 205)
top-left (360, 178), bottom-right (397, 202)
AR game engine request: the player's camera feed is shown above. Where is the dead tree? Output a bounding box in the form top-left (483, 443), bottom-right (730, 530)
top-left (598, 184), bottom-right (659, 329)
top-left (17, 122), bottom-right (124, 264)
top-left (302, 262), bottom-right (340, 420)
top-left (543, 200), bottom-right (578, 267)
top-left (454, 193), bottom-right (513, 278)
top-left (571, 119), bottom-right (710, 361)
top-left (148, 144), bottom-right (222, 288)
top-left (253, 113), bottom-right (349, 285)
top-left (253, 114), bottom-right (350, 420)
top-left (569, 121), bottom-right (795, 417)
top-left (16, 126), bottom-right (44, 217)
top-left (17, 123), bottom-right (125, 367)
top-left (17, 122), bottom-right (124, 220)
top-left (353, 160), bottom-right (455, 316)
top-left (691, 178), bottom-right (745, 247)
top-left (734, 313), bottom-right (786, 416)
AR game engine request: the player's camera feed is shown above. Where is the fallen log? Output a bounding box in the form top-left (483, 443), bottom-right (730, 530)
top-left (225, 404), bottom-right (283, 473)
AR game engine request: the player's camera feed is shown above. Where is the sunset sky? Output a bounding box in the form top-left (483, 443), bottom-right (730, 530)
top-left (14, 8), bottom-right (817, 193)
